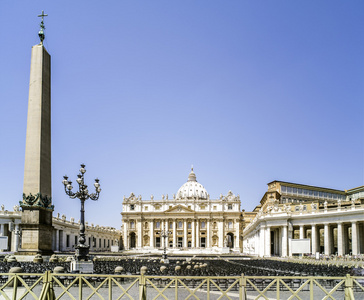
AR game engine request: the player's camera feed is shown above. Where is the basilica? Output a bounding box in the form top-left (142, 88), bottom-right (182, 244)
top-left (121, 168), bottom-right (244, 252)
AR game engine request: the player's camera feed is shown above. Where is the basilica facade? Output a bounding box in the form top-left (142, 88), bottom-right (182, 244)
top-left (242, 181), bottom-right (364, 257)
top-left (121, 169), bottom-right (244, 252)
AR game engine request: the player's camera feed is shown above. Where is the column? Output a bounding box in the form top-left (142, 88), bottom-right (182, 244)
top-left (137, 221), bottom-right (142, 248)
top-left (206, 219), bottom-right (210, 248)
top-left (55, 229), bottom-right (59, 252)
top-left (337, 223), bottom-right (343, 256)
top-left (299, 225), bottom-right (304, 239)
top-left (352, 222), bottom-right (358, 255)
top-left (218, 220), bottom-right (224, 248)
top-left (265, 226), bottom-right (271, 257)
top-left (196, 220), bottom-right (200, 248)
top-left (183, 220), bottom-right (187, 248)
top-left (259, 226), bottom-right (265, 257)
top-left (282, 225), bottom-right (288, 257)
top-left (235, 220), bottom-right (240, 250)
top-left (324, 224), bottom-right (330, 255)
top-left (13, 224), bottom-right (20, 252)
top-left (192, 220), bottom-right (196, 248)
top-left (311, 225), bottom-right (317, 255)
top-left (173, 220), bottom-right (176, 248)
top-left (124, 222), bottom-right (129, 250)
top-left (0, 224), bottom-right (4, 251)
top-left (343, 225), bottom-right (349, 255)
top-left (149, 221), bottom-right (154, 248)
top-left (288, 228), bottom-right (293, 257)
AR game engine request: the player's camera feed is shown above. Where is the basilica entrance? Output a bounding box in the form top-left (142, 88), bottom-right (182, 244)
top-left (129, 232), bottom-right (136, 248)
top-left (227, 233), bottom-right (234, 248)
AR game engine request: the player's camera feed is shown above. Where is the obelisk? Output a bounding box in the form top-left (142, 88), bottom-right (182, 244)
top-left (20, 11), bottom-right (54, 254)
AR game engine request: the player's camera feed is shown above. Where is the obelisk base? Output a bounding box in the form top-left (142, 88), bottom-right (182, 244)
top-left (19, 208), bottom-right (54, 255)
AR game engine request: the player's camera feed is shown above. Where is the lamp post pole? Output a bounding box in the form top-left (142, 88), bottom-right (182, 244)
top-left (62, 164), bottom-right (101, 261)
top-left (158, 225), bottom-right (171, 262)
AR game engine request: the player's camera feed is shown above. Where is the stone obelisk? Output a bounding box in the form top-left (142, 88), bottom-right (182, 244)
top-left (20, 11), bottom-right (54, 254)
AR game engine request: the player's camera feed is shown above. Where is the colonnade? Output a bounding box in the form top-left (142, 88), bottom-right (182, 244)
top-left (123, 217), bottom-right (242, 251)
top-left (247, 220), bottom-right (364, 257)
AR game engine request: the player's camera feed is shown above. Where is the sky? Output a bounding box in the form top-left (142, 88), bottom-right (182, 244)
top-left (0, 1), bottom-right (363, 229)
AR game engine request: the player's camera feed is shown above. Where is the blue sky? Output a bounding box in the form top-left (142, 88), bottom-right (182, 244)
top-left (1, 1), bottom-right (363, 229)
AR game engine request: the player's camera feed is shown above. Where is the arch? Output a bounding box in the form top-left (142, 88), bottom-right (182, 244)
top-left (226, 232), bottom-right (234, 248)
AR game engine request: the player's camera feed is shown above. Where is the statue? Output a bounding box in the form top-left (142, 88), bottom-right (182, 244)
top-left (151, 194), bottom-right (154, 200)
top-left (1, 205), bottom-right (4, 211)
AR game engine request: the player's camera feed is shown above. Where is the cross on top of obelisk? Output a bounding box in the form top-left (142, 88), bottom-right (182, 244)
top-left (37, 10), bottom-right (48, 44)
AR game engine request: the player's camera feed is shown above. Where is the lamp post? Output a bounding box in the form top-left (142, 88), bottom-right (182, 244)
top-left (62, 164), bottom-right (101, 261)
top-left (157, 225), bottom-right (171, 262)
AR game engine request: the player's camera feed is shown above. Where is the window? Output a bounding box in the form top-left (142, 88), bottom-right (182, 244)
top-left (130, 204), bottom-right (135, 211)
top-left (303, 205), bottom-right (307, 211)
top-left (99, 239), bottom-right (101, 248)
top-left (169, 222), bottom-right (173, 229)
top-left (201, 221), bottom-right (206, 229)
top-left (178, 221), bottom-right (182, 228)
top-left (144, 206), bottom-right (148, 211)
top-left (228, 221), bottom-right (233, 229)
top-left (295, 206), bottom-right (299, 212)
top-left (130, 221), bottom-right (135, 229)
top-left (188, 222), bottom-right (191, 229)
top-left (213, 206), bottom-right (217, 210)
top-left (228, 204), bottom-right (232, 210)
top-left (281, 186), bottom-right (287, 193)
top-left (66, 235), bottom-right (70, 247)
top-left (74, 236), bottom-right (78, 245)
top-left (156, 222), bottom-right (160, 229)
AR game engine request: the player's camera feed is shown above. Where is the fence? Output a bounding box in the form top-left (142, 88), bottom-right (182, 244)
top-left (0, 271), bottom-right (362, 300)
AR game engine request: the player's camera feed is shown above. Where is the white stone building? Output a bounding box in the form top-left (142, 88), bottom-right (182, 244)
top-left (242, 181), bottom-right (364, 257)
top-left (0, 206), bottom-right (121, 253)
top-left (121, 168), bottom-right (244, 252)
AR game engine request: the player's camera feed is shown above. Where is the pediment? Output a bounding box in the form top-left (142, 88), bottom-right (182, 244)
top-left (164, 205), bottom-right (194, 213)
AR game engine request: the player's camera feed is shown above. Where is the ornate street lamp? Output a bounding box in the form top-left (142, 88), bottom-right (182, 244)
top-left (62, 164), bottom-right (101, 261)
top-left (157, 225), bottom-right (172, 262)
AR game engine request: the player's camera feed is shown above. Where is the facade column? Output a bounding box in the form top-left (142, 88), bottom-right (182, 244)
top-left (196, 220), bottom-right (200, 248)
top-left (235, 219), bottom-right (240, 250)
top-left (124, 222), bottom-right (129, 250)
top-left (183, 220), bottom-right (187, 248)
top-left (337, 223), bottom-right (343, 256)
top-left (192, 220), bottom-right (195, 248)
top-left (173, 220), bottom-right (176, 248)
top-left (265, 226), bottom-right (271, 257)
top-left (218, 220), bottom-right (224, 248)
top-left (150, 221), bottom-right (154, 248)
top-left (206, 219), bottom-right (210, 248)
top-left (282, 225), bottom-right (288, 257)
top-left (137, 220), bottom-right (142, 248)
top-left (324, 224), bottom-right (330, 255)
top-left (352, 222), bottom-right (358, 255)
top-left (311, 225), bottom-right (317, 255)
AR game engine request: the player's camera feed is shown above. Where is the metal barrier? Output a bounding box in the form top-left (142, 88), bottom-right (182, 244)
top-left (0, 271), bottom-right (362, 300)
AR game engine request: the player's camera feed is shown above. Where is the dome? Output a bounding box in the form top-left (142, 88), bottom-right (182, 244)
top-left (176, 168), bottom-right (208, 199)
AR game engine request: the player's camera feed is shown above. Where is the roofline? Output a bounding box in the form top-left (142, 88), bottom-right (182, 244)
top-left (345, 185), bottom-right (364, 193)
top-left (268, 180), bottom-right (345, 194)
